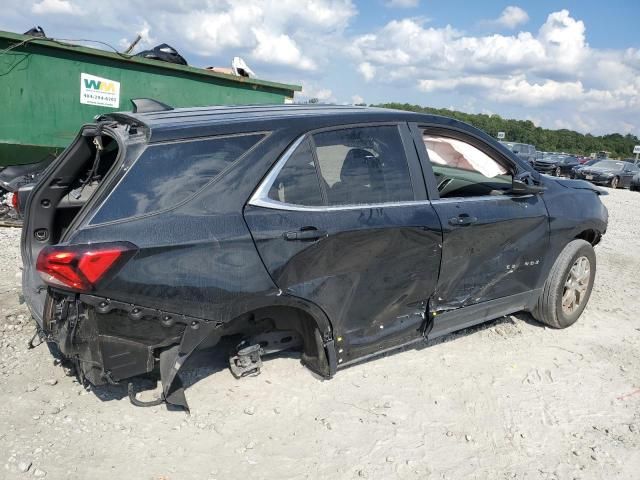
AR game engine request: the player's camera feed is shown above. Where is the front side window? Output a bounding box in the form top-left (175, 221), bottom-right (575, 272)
top-left (91, 133), bottom-right (264, 224)
top-left (423, 133), bottom-right (512, 198)
top-left (264, 125), bottom-right (414, 207)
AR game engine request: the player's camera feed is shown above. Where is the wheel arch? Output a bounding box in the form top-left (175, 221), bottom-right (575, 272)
top-left (575, 228), bottom-right (601, 246)
top-left (222, 294), bottom-right (337, 377)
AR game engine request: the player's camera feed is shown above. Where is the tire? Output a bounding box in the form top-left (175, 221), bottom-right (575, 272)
top-left (611, 176), bottom-right (620, 189)
top-left (555, 167), bottom-right (561, 177)
top-left (532, 239), bottom-right (596, 329)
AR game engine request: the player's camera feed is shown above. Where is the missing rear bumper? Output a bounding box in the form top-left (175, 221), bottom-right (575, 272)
top-left (40, 292), bottom-right (223, 412)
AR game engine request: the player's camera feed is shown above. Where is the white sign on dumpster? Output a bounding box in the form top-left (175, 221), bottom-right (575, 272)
top-left (633, 145), bottom-right (640, 154)
top-left (80, 73), bottom-right (121, 108)
top-left (497, 131), bottom-right (505, 139)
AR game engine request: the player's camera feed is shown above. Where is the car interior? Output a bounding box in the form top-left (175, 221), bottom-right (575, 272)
top-left (423, 134), bottom-right (513, 198)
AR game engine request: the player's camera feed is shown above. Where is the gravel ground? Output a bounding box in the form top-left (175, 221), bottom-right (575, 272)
top-left (1, 188), bottom-right (639, 480)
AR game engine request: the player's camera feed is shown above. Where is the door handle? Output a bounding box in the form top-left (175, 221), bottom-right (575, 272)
top-left (449, 214), bottom-right (478, 226)
top-left (283, 228), bottom-right (328, 241)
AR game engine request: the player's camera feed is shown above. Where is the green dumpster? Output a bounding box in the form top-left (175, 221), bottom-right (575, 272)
top-left (0, 30), bottom-right (301, 166)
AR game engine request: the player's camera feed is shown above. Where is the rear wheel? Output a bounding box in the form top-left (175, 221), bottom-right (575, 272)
top-left (611, 176), bottom-right (620, 189)
top-left (532, 240), bottom-right (596, 329)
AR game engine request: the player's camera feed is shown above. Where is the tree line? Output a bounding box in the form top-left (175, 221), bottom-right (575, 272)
top-left (375, 103), bottom-right (639, 159)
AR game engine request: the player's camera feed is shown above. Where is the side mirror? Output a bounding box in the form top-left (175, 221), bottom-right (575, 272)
top-left (511, 172), bottom-right (546, 195)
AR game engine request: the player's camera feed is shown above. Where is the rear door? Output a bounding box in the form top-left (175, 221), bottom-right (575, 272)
top-left (410, 124), bottom-right (549, 336)
top-left (244, 123), bottom-right (442, 364)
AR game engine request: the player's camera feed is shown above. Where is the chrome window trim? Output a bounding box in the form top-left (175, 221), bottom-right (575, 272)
top-left (250, 196), bottom-right (431, 212)
top-left (430, 194), bottom-right (524, 205)
top-left (248, 134), bottom-right (426, 212)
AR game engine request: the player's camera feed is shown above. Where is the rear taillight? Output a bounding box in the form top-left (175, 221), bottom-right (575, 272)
top-left (9, 192), bottom-right (18, 210)
top-left (36, 242), bottom-right (137, 291)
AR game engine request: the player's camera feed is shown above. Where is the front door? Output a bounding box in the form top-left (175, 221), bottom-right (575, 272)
top-left (244, 124), bottom-right (442, 364)
top-left (411, 124), bottom-right (550, 336)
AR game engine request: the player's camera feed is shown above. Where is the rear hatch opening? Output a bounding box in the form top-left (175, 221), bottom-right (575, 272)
top-left (21, 121), bottom-right (142, 325)
top-left (53, 133), bottom-right (120, 241)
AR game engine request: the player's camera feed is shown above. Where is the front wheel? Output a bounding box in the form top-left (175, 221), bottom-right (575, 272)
top-left (532, 240), bottom-right (596, 329)
top-left (555, 167), bottom-right (561, 177)
top-left (611, 176), bottom-right (620, 189)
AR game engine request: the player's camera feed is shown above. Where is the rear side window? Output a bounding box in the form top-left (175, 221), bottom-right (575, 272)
top-left (91, 134), bottom-right (263, 224)
top-left (267, 139), bottom-right (323, 206)
top-left (313, 126), bottom-right (414, 205)
top-left (263, 125), bottom-right (414, 207)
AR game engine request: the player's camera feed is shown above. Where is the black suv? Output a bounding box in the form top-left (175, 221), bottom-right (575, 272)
top-left (21, 105), bottom-right (608, 411)
top-left (500, 141), bottom-right (537, 165)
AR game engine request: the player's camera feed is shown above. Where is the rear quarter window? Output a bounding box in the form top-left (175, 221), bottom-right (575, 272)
top-left (90, 133), bottom-right (264, 224)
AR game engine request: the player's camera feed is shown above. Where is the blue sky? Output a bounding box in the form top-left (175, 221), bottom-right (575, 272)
top-left (354, 1), bottom-right (637, 48)
top-left (1, 0), bottom-right (639, 135)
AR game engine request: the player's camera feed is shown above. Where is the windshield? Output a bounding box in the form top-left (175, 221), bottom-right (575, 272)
top-left (592, 160), bottom-right (624, 170)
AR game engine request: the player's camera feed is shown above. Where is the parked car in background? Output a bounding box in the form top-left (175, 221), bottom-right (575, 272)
top-left (573, 159), bottom-right (639, 188)
top-left (0, 157), bottom-right (54, 224)
top-left (571, 159), bottom-right (598, 179)
top-left (500, 142), bottom-right (537, 165)
top-left (533, 154), bottom-right (580, 177)
top-left (576, 156), bottom-right (592, 164)
top-left (21, 104), bottom-right (608, 411)
top-left (630, 171), bottom-right (640, 192)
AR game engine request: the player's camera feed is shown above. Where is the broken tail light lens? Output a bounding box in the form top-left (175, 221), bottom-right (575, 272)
top-left (9, 192), bottom-right (18, 211)
top-left (36, 242), bottom-right (137, 291)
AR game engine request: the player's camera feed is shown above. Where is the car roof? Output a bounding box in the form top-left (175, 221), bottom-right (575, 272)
top-left (102, 104), bottom-right (466, 143)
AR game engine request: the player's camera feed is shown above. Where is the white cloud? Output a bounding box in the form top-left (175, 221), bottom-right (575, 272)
top-left (296, 82), bottom-right (336, 103)
top-left (385, 0), bottom-right (419, 7)
top-left (494, 6), bottom-right (529, 29)
top-left (358, 62), bottom-right (376, 81)
top-left (252, 29), bottom-right (316, 70)
top-left (537, 9), bottom-right (587, 72)
top-left (351, 94), bottom-right (364, 104)
top-left (419, 75), bottom-right (585, 107)
top-left (119, 21), bottom-right (156, 51)
top-left (32, 0), bottom-right (80, 15)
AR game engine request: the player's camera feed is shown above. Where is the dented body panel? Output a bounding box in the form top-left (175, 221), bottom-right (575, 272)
top-left (20, 105), bottom-right (608, 410)
top-left (245, 203), bottom-right (443, 362)
top-left (430, 194), bottom-right (549, 312)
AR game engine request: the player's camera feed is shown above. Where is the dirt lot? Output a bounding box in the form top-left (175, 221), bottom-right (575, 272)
top-left (1, 188), bottom-right (639, 480)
